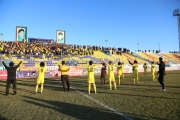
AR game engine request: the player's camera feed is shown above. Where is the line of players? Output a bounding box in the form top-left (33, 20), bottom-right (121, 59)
top-left (87, 58), bottom-right (166, 94)
top-left (1, 57), bottom-right (166, 96)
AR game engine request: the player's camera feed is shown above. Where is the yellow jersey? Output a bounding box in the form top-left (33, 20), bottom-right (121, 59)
top-left (122, 64), bottom-right (124, 73)
top-left (59, 65), bottom-right (69, 75)
top-left (143, 65), bottom-right (148, 70)
top-left (87, 65), bottom-right (96, 76)
top-left (116, 65), bottom-right (123, 74)
top-left (151, 64), bottom-right (155, 72)
top-left (107, 64), bottom-right (115, 75)
top-left (133, 64), bottom-right (138, 74)
top-left (37, 67), bottom-right (46, 79)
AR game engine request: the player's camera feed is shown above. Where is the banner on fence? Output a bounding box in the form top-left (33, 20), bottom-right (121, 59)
top-left (28, 38), bottom-right (54, 44)
top-left (0, 65), bottom-right (180, 79)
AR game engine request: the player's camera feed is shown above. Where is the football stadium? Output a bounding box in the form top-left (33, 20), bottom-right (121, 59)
top-left (0, 0), bottom-right (180, 120)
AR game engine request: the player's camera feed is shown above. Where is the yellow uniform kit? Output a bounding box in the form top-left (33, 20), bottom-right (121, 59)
top-left (133, 63), bottom-right (139, 84)
top-left (143, 64), bottom-right (147, 73)
top-left (87, 65), bottom-right (96, 83)
top-left (117, 65), bottom-right (123, 77)
top-left (116, 65), bottom-right (123, 85)
top-left (36, 67), bottom-right (46, 84)
top-left (107, 64), bottom-right (115, 81)
top-left (107, 64), bottom-right (116, 90)
top-left (122, 64), bottom-right (125, 79)
top-left (87, 65), bottom-right (97, 94)
top-left (151, 64), bottom-right (155, 74)
top-left (60, 65), bottom-right (69, 75)
top-left (35, 66), bottom-right (46, 93)
top-left (133, 64), bottom-right (138, 76)
top-left (151, 64), bottom-right (156, 81)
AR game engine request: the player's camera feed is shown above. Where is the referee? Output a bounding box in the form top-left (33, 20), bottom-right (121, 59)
top-left (157, 57), bottom-right (166, 91)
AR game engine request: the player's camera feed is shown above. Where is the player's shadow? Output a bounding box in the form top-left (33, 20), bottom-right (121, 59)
top-left (17, 79), bottom-right (35, 87)
top-left (0, 80), bottom-right (6, 87)
top-left (0, 90), bottom-right (14, 96)
top-left (118, 86), bottom-right (159, 92)
top-left (139, 84), bottom-right (180, 88)
top-left (63, 80), bottom-right (87, 88)
top-left (70, 80), bottom-right (107, 88)
top-left (17, 78), bottom-right (61, 91)
top-left (71, 84), bottom-right (111, 93)
top-left (121, 83), bottom-right (159, 87)
top-left (71, 83), bottom-right (91, 88)
top-left (0, 90), bottom-right (6, 95)
top-left (22, 95), bottom-right (128, 120)
top-left (0, 84), bottom-right (6, 87)
top-left (163, 85), bottom-right (180, 89)
top-left (70, 80), bottom-right (87, 83)
top-left (72, 88), bottom-right (87, 93)
top-left (43, 79), bottom-right (67, 91)
top-left (16, 88), bottom-right (34, 94)
top-left (123, 112), bottom-right (166, 120)
top-left (0, 115), bottom-right (8, 120)
top-left (97, 91), bottom-right (180, 100)
top-left (166, 72), bottom-right (180, 74)
top-left (18, 82), bottom-right (35, 86)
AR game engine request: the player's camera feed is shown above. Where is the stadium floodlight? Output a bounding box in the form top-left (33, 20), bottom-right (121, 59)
top-left (158, 43), bottom-right (160, 52)
top-left (173, 8), bottom-right (180, 53)
top-left (105, 40), bottom-right (108, 47)
top-left (173, 8), bottom-right (180, 16)
top-left (0, 33), bottom-right (3, 41)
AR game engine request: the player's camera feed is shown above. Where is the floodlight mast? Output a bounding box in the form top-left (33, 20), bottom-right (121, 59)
top-left (173, 8), bottom-right (180, 53)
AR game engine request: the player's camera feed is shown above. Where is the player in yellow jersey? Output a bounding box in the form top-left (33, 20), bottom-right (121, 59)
top-left (58, 61), bottom-right (70, 91)
top-left (101, 59), bottom-right (118, 90)
top-left (128, 59), bottom-right (139, 85)
top-left (143, 63), bottom-right (148, 78)
top-left (151, 61), bottom-right (156, 81)
top-left (121, 62), bottom-right (125, 79)
top-left (35, 62), bottom-right (46, 94)
top-left (87, 61), bottom-right (97, 94)
top-left (116, 61), bottom-right (123, 85)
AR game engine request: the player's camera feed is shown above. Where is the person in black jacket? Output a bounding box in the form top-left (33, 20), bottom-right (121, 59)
top-left (157, 57), bottom-right (166, 91)
top-left (1, 60), bottom-right (22, 96)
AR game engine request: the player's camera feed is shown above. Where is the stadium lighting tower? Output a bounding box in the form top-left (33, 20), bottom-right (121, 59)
top-left (173, 8), bottom-right (180, 53)
top-left (137, 43), bottom-right (139, 51)
top-left (0, 33), bottom-right (3, 41)
top-left (105, 40), bottom-right (108, 47)
top-left (158, 43), bottom-right (160, 52)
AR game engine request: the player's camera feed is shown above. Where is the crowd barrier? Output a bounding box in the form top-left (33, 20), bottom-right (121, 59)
top-left (0, 64), bottom-right (180, 79)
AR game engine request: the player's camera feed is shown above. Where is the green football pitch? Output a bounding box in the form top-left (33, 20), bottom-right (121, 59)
top-left (0, 71), bottom-right (179, 120)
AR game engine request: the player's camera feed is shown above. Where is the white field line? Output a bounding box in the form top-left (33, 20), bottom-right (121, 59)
top-left (71, 87), bottom-right (133, 120)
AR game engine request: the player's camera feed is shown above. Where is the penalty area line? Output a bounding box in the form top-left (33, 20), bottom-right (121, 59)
top-left (71, 87), bottom-right (133, 120)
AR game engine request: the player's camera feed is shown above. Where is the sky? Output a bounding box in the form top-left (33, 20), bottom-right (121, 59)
top-left (0, 0), bottom-right (180, 52)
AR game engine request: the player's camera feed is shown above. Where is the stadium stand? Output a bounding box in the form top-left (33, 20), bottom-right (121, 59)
top-left (160, 53), bottom-right (180, 63)
top-left (0, 41), bottom-right (180, 68)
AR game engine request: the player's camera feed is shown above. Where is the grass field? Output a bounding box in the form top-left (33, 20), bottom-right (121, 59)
top-left (0, 71), bottom-right (180, 120)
